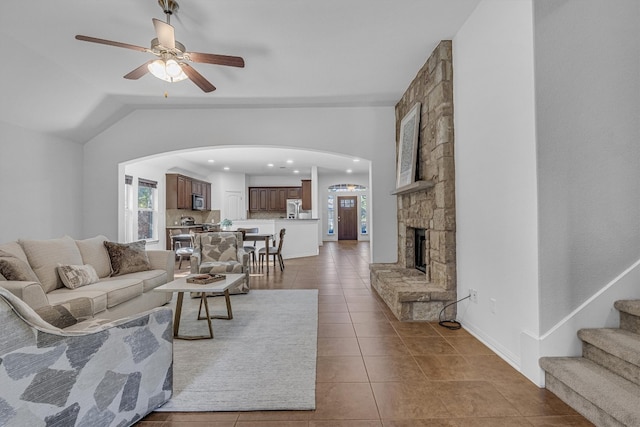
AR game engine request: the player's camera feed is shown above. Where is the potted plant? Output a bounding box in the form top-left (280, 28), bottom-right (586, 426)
top-left (221, 218), bottom-right (233, 230)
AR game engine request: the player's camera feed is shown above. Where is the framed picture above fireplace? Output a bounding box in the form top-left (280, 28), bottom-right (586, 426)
top-left (396, 102), bottom-right (421, 189)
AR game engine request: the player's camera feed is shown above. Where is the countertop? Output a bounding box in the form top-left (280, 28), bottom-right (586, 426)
top-left (166, 223), bottom-right (218, 229)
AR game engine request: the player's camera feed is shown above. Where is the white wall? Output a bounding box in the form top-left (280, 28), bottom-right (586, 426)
top-left (0, 122), bottom-right (84, 242)
top-left (83, 106), bottom-right (398, 263)
top-left (534, 0), bottom-right (640, 332)
top-left (453, 0), bottom-right (539, 379)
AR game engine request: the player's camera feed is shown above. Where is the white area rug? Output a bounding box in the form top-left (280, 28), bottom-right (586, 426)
top-left (155, 289), bottom-right (318, 412)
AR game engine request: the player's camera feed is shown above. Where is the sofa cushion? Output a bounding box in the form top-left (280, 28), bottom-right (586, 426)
top-left (47, 278), bottom-right (144, 312)
top-left (100, 269), bottom-right (167, 293)
top-left (57, 264), bottom-right (100, 289)
top-left (75, 235), bottom-right (112, 278)
top-left (104, 240), bottom-right (151, 276)
top-left (19, 236), bottom-right (83, 293)
top-left (0, 250), bottom-right (40, 282)
top-left (47, 288), bottom-right (109, 314)
top-left (0, 241), bottom-right (29, 264)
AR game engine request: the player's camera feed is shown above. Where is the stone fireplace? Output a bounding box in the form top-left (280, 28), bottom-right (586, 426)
top-left (413, 228), bottom-right (428, 274)
top-left (370, 40), bottom-right (457, 321)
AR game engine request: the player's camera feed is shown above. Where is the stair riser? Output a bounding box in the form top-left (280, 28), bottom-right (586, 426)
top-left (545, 373), bottom-right (624, 427)
top-left (619, 312), bottom-right (640, 334)
top-left (583, 343), bottom-right (640, 387)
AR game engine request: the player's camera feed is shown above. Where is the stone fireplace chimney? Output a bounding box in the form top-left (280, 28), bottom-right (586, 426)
top-left (370, 40), bottom-right (457, 321)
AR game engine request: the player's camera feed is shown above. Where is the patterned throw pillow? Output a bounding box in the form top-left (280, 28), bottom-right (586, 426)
top-left (57, 264), bottom-right (100, 289)
top-left (0, 250), bottom-right (40, 282)
top-left (103, 240), bottom-right (151, 276)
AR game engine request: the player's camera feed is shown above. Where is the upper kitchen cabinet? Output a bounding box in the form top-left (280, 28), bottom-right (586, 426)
top-left (249, 186), bottom-right (301, 212)
top-left (301, 180), bottom-right (312, 210)
top-left (166, 173), bottom-right (211, 210)
top-left (287, 187), bottom-right (301, 199)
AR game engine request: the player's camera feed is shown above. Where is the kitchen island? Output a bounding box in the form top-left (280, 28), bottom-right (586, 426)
top-left (231, 219), bottom-right (319, 259)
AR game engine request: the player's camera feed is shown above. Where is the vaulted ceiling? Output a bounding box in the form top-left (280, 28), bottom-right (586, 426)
top-left (1, 0), bottom-right (480, 144)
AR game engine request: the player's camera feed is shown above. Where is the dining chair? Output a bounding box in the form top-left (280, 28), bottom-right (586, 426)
top-left (258, 228), bottom-right (285, 271)
top-left (236, 227), bottom-right (259, 269)
top-left (175, 230), bottom-right (196, 269)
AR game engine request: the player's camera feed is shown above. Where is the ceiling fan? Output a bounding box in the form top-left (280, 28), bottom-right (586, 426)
top-left (75, 0), bottom-right (244, 93)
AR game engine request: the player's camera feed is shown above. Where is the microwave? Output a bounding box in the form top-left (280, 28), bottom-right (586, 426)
top-left (192, 194), bottom-right (205, 211)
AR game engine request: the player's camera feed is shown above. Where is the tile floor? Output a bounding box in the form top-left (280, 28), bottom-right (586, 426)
top-left (138, 241), bottom-right (593, 427)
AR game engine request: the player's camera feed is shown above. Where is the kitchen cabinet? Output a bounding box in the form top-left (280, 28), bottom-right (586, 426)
top-left (166, 173), bottom-right (211, 210)
top-left (301, 180), bottom-right (312, 210)
top-left (248, 186), bottom-right (301, 212)
top-left (287, 187), bottom-right (301, 199)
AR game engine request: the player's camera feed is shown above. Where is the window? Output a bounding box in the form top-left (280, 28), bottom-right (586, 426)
top-left (327, 195), bottom-right (335, 235)
top-left (138, 178), bottom-right (158, 241)
top-left (124, 175), bottom-right (134, 242)
top-left (360, 195), bottom-right (368, 234)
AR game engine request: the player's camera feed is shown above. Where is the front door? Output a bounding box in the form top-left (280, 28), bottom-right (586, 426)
top-left (337, 196), bottom-right (358, 240)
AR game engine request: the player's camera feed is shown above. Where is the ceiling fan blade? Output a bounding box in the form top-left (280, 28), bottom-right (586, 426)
top-left (75, 35), bottom-right (148, 52)
top-left (181, 63), bottom-right (216, 93)
top-left (123, 61), bottom-right (153, 80)
top-left (152, 18), bottom-right (175, 49)
top-left (188, 52), bottom-right (245, 68)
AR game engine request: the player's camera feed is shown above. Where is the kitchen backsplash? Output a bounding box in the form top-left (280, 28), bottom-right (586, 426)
top-left (248, 211), bottom-right (287, 220)
top-left (166, 209), bottom-right (220, 226)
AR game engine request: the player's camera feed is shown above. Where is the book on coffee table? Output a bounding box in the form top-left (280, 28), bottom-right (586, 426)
top-left (186, 274), bottom-right (226, 285)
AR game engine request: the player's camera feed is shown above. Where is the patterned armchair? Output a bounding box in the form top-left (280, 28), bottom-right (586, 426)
top-left (190, 232), bottom-right (250, 294)
top-left (0, 287), bottom-right (173, 427)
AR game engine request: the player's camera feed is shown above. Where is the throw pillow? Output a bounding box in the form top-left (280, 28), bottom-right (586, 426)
top-left (34, 304), bottom-right (79, 329)
top-left (103, 240), bottom-right (151, 276)
top-left (0, 250), bottom-right (40, 282)
top-left (75, 235), bottom-right (111, 278)
top-left (57, 264), bottom-right (100, 289)
top-left (19, 236), bottom-right (84, 293)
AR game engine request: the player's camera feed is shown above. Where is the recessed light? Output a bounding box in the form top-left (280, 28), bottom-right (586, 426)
top-left (223, 166), bottom-right (230, 171)
top-left (286, 160), bottom-right (293, 164)
top-left (293, 170), bottom-right (299, 174)
top-left (207, 159), bottom-right (215, 163)
top-left (346, 169), bottom-right (353, 173)
top-left (267, 163), bottom-right (274, 167)
top-left (353, 158), bottom-right (360, 162)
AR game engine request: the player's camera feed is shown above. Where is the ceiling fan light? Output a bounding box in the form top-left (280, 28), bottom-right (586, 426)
top-left (165, 59), bottom-right (182, 77)
top-left (148, 59), bottom-right (167, 79)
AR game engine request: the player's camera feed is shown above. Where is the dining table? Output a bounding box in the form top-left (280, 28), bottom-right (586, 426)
top-left (244, 232), bottom-right (274, 274)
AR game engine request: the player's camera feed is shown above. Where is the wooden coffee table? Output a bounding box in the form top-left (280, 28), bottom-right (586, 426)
top-left (154, 274), bottom-right (245, 340)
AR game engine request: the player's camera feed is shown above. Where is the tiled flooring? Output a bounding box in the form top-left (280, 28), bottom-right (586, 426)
top-left (138, 241), bottom-right (593, 427)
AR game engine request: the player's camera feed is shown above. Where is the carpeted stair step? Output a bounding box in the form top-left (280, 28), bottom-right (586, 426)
top-left (614, 300), bottom-right (640, 334)
top-left (540, 356), bottom-right (640, 427)
top-left (578, 328), bottom-right (640, 386)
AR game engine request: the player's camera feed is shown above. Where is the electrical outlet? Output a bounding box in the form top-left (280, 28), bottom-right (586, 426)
top-left (469, 288), bottom-right (478, 304)
top-left (490, 298), bottom-right (497, 314)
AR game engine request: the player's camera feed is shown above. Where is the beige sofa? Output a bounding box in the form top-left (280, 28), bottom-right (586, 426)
top-left (0, 235), bottom-right (174, 322)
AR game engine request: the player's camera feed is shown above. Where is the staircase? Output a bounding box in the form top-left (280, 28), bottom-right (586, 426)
top-left (540, 300), bottom-right (640, 426)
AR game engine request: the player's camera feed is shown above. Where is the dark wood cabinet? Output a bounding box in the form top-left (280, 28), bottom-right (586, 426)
top-left (287, 187), bottom-right (301, 199)
top-left (204, 183), bottom-right (211, 210)
top-left (301, 180), bottom-right (312, 210)
top-left (166, 173), bottom-right (211, 210)
top-left (248, 186), bottom-right (302, 212)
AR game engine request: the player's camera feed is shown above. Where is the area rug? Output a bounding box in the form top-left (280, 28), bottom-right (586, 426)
top-left (155, 289), bottom-right (318, 412)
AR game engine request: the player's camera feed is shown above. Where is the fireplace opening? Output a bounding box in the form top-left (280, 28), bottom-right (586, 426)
top-left (415, 228), bottom-right (427, 273)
